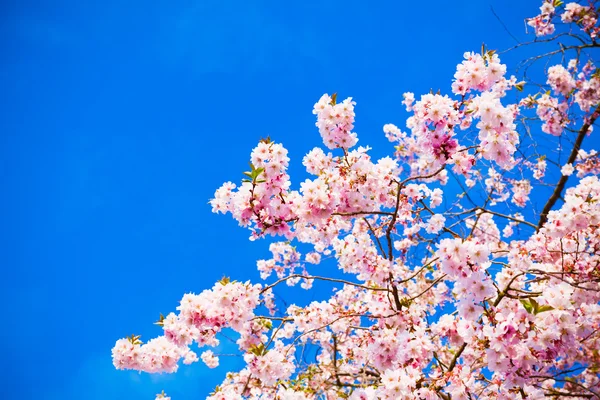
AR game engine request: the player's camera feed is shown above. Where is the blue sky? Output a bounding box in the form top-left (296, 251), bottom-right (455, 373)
top-left (0, 1), bottom-right (543, 399)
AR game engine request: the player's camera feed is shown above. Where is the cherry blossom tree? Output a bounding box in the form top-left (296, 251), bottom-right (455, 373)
top-left (113, 1), bottom-right (600, 399)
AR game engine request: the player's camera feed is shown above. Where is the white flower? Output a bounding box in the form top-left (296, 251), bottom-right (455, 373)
top-left (561, 163), bottom-right (575, 176)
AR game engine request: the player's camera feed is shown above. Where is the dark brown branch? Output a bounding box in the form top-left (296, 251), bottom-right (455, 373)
top-left (537, 104), bottom-right (600, 230)
top-left (385, 180), bottom-right (403, 261)
top-left (363, 217), bottom-right (386, 257)
top-left (448, 342), bottom-right (467, 372)
top-left (332, 335), bottom-right (342, 387)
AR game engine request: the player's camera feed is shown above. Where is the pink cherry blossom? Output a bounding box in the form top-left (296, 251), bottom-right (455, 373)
top-left (112, 4), bottom-right (600, 398)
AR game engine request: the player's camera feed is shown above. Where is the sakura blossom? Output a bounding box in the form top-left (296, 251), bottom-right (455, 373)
top-left (113, 2), bottom-right (600, 399)
top-left (561, 163), bottom-right (575, 176)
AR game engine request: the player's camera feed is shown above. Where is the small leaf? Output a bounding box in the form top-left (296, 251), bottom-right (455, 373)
top-left (249, 343), bottom-right (266, 356)
top-left (520, 300), bottom-right (534, 314)
top-left (254, 167), bottom-right (265, 177)
top-left (515, 81), bottom-right (526, 91)
top-left (243, 163), bottom-right (265, 183)
top-left (154, 313), bottom-right (165, 327)
top-left (256, 318), bottom-right (273, 330)
top-left (128, 334), bottom-right (143, 345)
top-left (210, 385), bottom-right (222, 395)
top-left (219, 276), bottom-right (231, 285)
top-left (530, 298), bottom-right (539, 311)
top-left (330, 93), bottom-right (337, 105)
top-left (535, 305), bottom-right (554, 314)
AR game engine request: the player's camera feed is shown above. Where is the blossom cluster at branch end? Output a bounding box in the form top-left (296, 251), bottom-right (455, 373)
top-left (112, 1), bottom-right (600, 398)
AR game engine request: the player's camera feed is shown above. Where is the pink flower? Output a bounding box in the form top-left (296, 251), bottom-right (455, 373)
top-left (425, 214), bottom-right (445, 234)
top-left (112, 11), bottom-right (600, 397)
top-left (547, 65), bottom-right (576, 96)
top-left (561, 163), bottom-right (575, 176)
top-left (313, 94), bottom-right (358, 149)
top-left (200, 350), bottom-right (219, 368)
top-left (402, 92), bottom-right (415, 111)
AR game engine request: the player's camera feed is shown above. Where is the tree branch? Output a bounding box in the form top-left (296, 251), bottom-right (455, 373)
top-left (537, 104), bottom-right (600, 230)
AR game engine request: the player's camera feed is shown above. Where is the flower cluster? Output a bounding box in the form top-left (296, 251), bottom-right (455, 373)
top-left (452, 52), bottom-right (507, 95)
top-left (574, 64), bottom-right (600, 112)
top-left (313, 94), bottom-right (358, 149)
top-left (113, 3), bottom-right (600, 398)
top-left (562, 2), bottom-right (599, 38)
top-left (112, 336), bottom-right (187, 374)
top-left (112, 280), bottom-right (262, 373)
top-left (470, 91), bottom-right (518, 168)
top-left (527, 1), bottom-right (555, 36)
top-left (534, 92), bottom-right (569, 136)
top-left (547, 65), bottom-right (576, 95)
top-left (529, 1), bottom-right (599, 39)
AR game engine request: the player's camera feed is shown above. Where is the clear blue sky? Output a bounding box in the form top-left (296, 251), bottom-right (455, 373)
top-left (0, 1), bottom-right (540, 399)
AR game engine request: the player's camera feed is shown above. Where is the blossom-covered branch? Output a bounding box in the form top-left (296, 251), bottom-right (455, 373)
top-left (113, 1), bottom-right (600, 399)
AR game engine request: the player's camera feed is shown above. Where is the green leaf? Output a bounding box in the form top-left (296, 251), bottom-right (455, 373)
top-left (535, 305), bottom-right (555, 314)
top-left (210, 385), bottom-right (222, 395)
top-left (520, 300), bottom-right (534, 314)
top-left (249, 343), bottom-right (266, 356)
top-left (515, 81), bottom-right (526, 91)
top-left (256, 318), bottom-right (273, 330)
top-left (154, 313), bottom-right (165, 327)
top-left (330, 93), bottom-right (337, 105)
top-left (530, 298), bottom-right (539, 313)
top-left (243, 163), bottom-right (265, 183)
top-left (219, 276), bottom-right (231, 285)
top-left (127, 334), bottom-right (143, 345)
top-left (400, 298), bottom-right (413, 308)
top-left (254, 167), bottom-right (265, 178)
